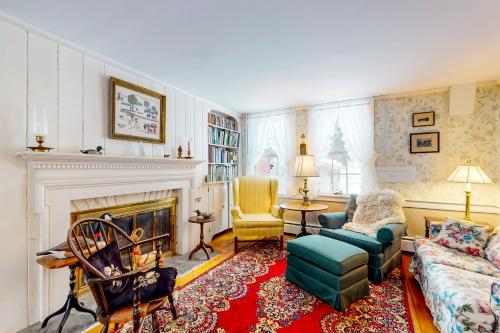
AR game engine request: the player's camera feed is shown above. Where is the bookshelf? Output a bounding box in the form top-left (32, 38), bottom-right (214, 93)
top-left (207, 111), bottom-right (240, 183)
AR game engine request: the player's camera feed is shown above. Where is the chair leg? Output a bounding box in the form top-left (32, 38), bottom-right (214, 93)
top-left (234, 237), bottom-right (238, 253)
top-left (168, 293), bottom-right (177, 320)
top-left (279, 235), bottom-right (284, 251)
top-left (100, 322), bottom-right (109, 333)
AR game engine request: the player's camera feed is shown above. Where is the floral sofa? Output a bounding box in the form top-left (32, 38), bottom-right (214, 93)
top-left (411, 236), bottom-right (500, 333)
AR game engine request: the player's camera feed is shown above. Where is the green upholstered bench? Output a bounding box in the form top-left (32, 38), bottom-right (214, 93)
top-left (286, 235), bottom-right (369, 311)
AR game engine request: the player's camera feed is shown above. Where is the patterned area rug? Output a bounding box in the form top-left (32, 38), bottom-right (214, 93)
top-left (115, 244), bottom-right (414, 333)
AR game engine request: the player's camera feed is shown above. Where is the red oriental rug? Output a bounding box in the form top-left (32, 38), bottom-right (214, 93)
top-left (115, 244), bottom-right (414, 333)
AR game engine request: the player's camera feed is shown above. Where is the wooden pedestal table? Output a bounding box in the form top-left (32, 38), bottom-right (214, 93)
top-left (36, 255), bottom-right (97, 333)
top-left (188, 216), bottom-right (215, 260)
top-left (280, 202), bottom-right (328, 238)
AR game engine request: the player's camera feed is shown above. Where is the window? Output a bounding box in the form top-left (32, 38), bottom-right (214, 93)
top-left (308, 100), bottom-right (375, 195)
top-left (316, 118), bottom-right (361, 195)
top-left (245, 112), bottom-right (295, 195)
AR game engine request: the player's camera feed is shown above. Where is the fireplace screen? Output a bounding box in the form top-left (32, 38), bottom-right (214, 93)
top-left (70, 198), bottom-right (176, 297)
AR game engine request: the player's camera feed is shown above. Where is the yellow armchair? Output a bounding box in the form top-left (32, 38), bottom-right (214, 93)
top-left (232, 176), bottom-right (284, 252)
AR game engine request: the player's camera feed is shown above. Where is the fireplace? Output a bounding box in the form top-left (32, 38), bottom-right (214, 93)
top-left (70, 198), bottom-right (176, 297)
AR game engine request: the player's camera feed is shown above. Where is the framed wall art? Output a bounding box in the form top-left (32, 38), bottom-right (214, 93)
top-left (412, 111), bottom-right (435, 127)
top-left (110, 77), bottom-right (166, 143)
top-left (410, 132), bottom-right (440, 153)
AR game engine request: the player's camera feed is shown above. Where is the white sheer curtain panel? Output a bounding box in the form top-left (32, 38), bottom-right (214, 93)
top-left (269, 112), bottom-right (296, 194)
top-left (338, 100), bottom-right (379, 193)
top-left (245, 116), bottom-right (266, 175)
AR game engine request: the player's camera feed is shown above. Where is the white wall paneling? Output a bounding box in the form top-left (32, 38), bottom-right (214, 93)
top-left (0, 20), bottom-right (28, 333)
top-left (0, 15), bottom-right (238, 332)
top-left (58, 45), bottom-right (83, 152)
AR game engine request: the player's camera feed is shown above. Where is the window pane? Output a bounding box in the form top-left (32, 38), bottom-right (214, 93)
top-left (347, 174), bottom-right (362, 194)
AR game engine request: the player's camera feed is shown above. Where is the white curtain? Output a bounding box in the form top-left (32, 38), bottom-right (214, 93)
top-left (245, 116), bottom-right (267, 175)
top-left (337, 100), bottom-right (379, 193)
top-left (308, 99), bottom-right (378, 195)
top-left (245, 111), bottom-right (296, 195)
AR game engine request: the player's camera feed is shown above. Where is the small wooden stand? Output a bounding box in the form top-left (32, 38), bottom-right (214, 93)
top-left (36, 256), bottom-right (96, 332)
top-left (188, 216), bottom-right (215, 260)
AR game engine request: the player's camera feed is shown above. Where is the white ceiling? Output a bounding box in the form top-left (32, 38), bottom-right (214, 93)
top-left (1, 0), bottom-right (500, 112)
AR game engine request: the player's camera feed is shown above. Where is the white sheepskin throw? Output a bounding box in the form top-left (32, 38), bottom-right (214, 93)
top-left (342, 189), bottom-right (405, 237)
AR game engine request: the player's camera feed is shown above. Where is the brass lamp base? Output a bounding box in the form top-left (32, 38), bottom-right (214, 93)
top-left (463, 190), bottom-right (472, 221)
top-left (27, 136), bottom-right (53, 152)
top-left (299, 178), bottom-right (311, 206)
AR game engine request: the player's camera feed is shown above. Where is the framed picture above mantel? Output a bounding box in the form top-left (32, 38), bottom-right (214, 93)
top-left (110, 77), bottom-right (166, 143)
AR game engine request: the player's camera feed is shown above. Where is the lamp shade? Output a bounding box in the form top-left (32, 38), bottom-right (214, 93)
top-left (447, 163), bottom-right (492, 184)
top-left (294, 155), bottom-right (319, 177)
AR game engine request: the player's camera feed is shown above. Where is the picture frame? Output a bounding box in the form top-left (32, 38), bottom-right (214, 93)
top-left (110, 77), bottom-right (166, 143)
top-left (412, 111), bottom-right (435, 127)
top-left (410, 132), bottom-right (440, 153)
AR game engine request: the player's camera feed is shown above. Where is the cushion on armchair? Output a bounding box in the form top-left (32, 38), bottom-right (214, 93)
top-left (87, 241), bottom-right (177, 312)
top-left (485, 233), bottom-right (500, 269)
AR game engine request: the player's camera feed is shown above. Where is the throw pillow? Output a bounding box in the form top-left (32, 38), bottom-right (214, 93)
top-left (485, 233), bottom-right (500, 269)
top-left (433, 219), bottom-right (491, 257)
top-left (491, 283), bottom-right (500, 320)
top-left (352, 189), bottom-right (405, 225)
top-left (346, 194), bottom-right (358, 222)
top-left (429, 222), bottom-right (442, 239)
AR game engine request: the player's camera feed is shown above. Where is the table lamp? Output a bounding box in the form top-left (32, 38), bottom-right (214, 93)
top-left (294, 155), bottom-right (319, 206)
top-left (447, 160), bottom-right (492, 221)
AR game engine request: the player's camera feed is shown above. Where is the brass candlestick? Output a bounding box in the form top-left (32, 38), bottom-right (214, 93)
top-left (27, 135), bottom-right (53, 152)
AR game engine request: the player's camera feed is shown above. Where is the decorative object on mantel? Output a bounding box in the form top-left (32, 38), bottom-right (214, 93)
top-left (184, 141), bottom-right (193, 159)
top-left (80, 145), bottom-right (103, 155)
top-left (177, 145), bottom-right (183, 159)
top-left (27, 135), bottom-right (54, 152)
top-left (412, 111), bottom-right (435, 127)
top-left (447, 160), bottom-right (493, 221)
top-left (163, 154), bottom-right (171, 158)
top-left (409, 132), bottom-right (439, 153)
top-left (27, 107), bottom-right (54, 152)
top-left (110, 76), bottom-right (166, 144)
top-left (294, 154), bottom-right (319, 206)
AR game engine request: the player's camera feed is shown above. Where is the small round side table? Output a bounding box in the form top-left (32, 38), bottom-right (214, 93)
top-left (188, 216), bottom-right (215, 260)
top-left (280, 202), bottom-right (328, 238)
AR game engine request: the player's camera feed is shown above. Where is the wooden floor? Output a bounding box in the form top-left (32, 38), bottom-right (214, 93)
top-left (88, 232), bottom-right (439, 333)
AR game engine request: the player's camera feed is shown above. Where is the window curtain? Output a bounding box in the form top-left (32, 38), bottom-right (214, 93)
top-left (308, 99), bottom-right (378, 195)
top-left (338, 100), bottom-right (379, 193)
top-left (245, 111), bottom-right (296, 195)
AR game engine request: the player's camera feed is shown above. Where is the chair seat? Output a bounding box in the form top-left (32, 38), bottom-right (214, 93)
top-left (103, 297), bottom-right (167, 324)
top-left (233, 213), bottom-right (283, 228)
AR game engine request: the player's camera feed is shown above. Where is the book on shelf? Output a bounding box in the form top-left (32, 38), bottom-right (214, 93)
top-left (207, 164), bottom-right (239, 183)
top-left (208, 126), bottom-right (240, 147)
top-left (208, 113), bottom-right (238, 131)
top-left (208, 146), bottom-right (238, 164)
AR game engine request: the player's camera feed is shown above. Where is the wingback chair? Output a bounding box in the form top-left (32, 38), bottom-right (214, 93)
top-left (231, 176), bottom-right (284, 252)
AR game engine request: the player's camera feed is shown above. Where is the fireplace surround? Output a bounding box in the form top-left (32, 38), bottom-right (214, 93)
top-left (17, 152), bottom-right (203, 325)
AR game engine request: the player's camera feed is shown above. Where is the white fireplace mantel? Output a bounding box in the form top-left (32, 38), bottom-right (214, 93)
top-left (17, 151), bottom-right (204, 325)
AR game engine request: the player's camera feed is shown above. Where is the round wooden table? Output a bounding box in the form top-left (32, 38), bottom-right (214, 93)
top-left (280, 202), bottom-right (328, 238)
top-left (188, 216), bottom-right (215, 260)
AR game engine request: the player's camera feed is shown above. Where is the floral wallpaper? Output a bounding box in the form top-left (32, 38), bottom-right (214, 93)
top-left (375, 84), bottom-right (500, 206)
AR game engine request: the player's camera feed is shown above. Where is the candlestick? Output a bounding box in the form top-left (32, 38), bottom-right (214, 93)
top-left (32, 107), bottom-right (48, 136)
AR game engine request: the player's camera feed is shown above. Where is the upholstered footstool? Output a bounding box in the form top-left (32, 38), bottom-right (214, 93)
top-left (286, 235), bottom-right (369, 311)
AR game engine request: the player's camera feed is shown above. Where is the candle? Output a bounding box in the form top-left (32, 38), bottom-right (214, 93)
top-left (188, 141), bottom-right (191, 153)
top-left (32, 107), bottom-right (48, 136)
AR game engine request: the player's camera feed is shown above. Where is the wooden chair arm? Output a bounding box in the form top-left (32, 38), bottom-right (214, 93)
top-left (87, 265), bottom-right (154, 285)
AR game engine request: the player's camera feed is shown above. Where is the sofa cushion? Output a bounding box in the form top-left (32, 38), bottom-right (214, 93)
top-left (434, 219), bottom-right (491, 257)
top-left (414, 238), bottom-right (500, 278)
top-left (320, 228), bottom-right (383, 254)
top-left (485, 233), bottom-right (500, 269)
top-left (232, 214), bottom-right (283, 228)
top-left (419, 263), bottom-right (498, 333)
top-left (287, 235), bottom-right (368, 275)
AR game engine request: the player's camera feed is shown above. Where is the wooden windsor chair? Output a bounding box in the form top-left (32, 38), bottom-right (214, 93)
top-left (67, 218), bottom-right (177, 333)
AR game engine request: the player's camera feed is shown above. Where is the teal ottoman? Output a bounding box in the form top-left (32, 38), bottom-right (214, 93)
top-left (286, 235), bottom-right (369, 311)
